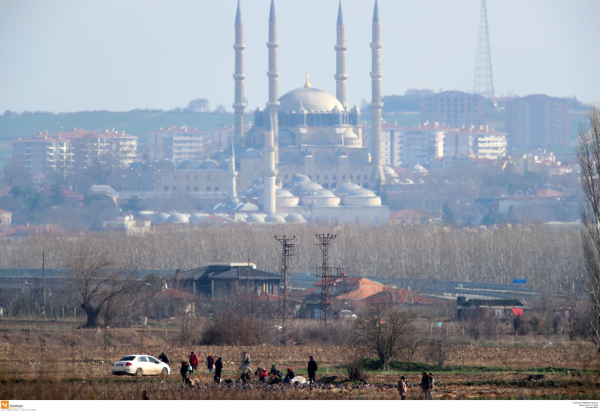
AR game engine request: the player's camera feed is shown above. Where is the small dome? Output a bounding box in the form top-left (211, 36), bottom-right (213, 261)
top-left (276, 189), bottom-right (295, 198)
top-left (347, 188), bottom-right (377, 197)
top-left (228, 197), bottom-right (241, 206)
top-left (178, 160), bottom-right (199, 170)
top-left (290, 174), bottom-right (310, 183)
top-left (290, 181), bottom-right (323, 196)
top-left (265, 214), bottom-right (286, 224)
top-left (286, 213), bottom-right (307, 224)
top-left (153, 212), bottom-right (170, 224)
top-left (246, 214), bottom-right (266, 223)
top-left (189, 213), bottom-right (209, 223)
top-left (383, 165), bottom-right (396, 175)
top-left (412, 164), bottom-right (428, 174)
top-left (199, 160), bottom-right (219, 169)
top-left (235, 202), bottom-right (259, 212)
top-left (334, 182), bottom-right (361, 195)
top-left (241, 148), bottom-right (263, 159)
top-left (313, 189), bottom-right (336, 197)
top-left (167, 212), bottom-right (190, 224)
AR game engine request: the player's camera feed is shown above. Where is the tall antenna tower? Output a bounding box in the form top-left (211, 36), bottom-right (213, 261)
top-left (315, 234), bottom-right (344, 326)
top-left (275, 235), bottom-right (295, 345)
top-left (473, 0), bottom-right (494, 99)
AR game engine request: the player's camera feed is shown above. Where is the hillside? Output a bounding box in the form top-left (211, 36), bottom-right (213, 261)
top-left (0, 111), bottom-right (234, 142)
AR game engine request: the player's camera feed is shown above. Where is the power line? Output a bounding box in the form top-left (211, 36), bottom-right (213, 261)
top-left (275, 235), bottom-right (295, 345)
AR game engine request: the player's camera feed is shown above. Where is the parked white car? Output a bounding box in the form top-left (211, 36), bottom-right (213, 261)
top-left (111, 355), bottom-right (170, 377)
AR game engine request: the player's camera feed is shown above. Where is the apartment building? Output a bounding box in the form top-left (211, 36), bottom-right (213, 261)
top-left (445, 125), bottom-right (507, 160)
top-left (505, 94), bottom-right (569, 148)
top-left (399, 122), bottom-right (455, 167)
top-left (148, 125), bottom-right (210, 161)
top-left (12, 128), bottom-right (137, 176)
top-left (421, 91), bottom-right (485, 128)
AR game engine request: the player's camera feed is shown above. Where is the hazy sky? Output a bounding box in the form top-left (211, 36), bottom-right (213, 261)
top-left (1, 0), bottom-right (599, 113)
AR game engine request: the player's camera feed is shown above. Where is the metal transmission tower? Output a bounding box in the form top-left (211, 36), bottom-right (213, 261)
top-left (275, 235), bottom-right (295, 345)
top-left (315, 234), bottom-right (344, 326)
top-left (473, 0), bottom-right (494, 99)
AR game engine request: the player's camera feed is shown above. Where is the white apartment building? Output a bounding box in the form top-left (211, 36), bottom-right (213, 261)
top-left (148, 125), bottom-right (210, 162)
top-left (444, 125), bottom-right (507, 160)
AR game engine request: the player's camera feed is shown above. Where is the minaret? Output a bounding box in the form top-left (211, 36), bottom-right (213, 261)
top-left (263, 112), bottom-right (277, 215)
top-left (370, 0), bottom-right (385, 183)
top-left (233, 0), bottom-right (246, 146)
top-left (267, 0), bottom-right (279, 139)
top-left (228, 138), bottom-right (237, 199)
top-left (335, 0), bottom-right (348, 106)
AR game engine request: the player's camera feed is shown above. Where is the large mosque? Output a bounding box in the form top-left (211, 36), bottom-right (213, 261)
top-left (223, 0), bottom-right (390, 224)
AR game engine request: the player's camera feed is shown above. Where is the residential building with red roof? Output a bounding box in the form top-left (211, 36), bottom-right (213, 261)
top-left (0, 224), bottom-right (71, 240)
top-left (389, 209), bottom-right (426, 224)
top-left (12, 127), bottom-right (138, 176)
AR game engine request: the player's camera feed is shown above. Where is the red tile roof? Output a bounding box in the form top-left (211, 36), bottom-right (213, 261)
top-left (0, 225), bottom-right (71, 238)
top-left (361, 288), bottom-right (437, 305)
top-left (389, 209), bottom-right (426, 220)
top-left (535, 188), bottom-right (563, 198)
top-left (151, 125), bottom-right (209, 134)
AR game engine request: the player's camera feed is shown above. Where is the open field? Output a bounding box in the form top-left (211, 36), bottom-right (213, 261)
top-left (1, 323), bottom-right (600, 400)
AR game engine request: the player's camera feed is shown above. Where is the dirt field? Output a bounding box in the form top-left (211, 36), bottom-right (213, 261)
top-left (1, 339), bottom-right (600, 400)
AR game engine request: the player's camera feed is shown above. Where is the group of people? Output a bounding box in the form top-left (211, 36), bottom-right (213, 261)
top-left (397, 372), bottom-right (435, 400)
top-left (160, 349), bottom-right (436, 399)
top-left (176, 351), bottom-right (223, 384)
top-left (238, 352), bottom-right (318, 385)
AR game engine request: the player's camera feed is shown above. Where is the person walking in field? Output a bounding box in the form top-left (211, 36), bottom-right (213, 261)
top-left (420, 372), bottom-right (430, 399)
top-left (307, 356), bottom-right (318, 384)
top-left (189, 351), bottom-right (199, 373)
top-left (398, 376), bottom-right (408, 400)
top-left (427, 373), bottom-right (435, 400)
top-left (206, 353), bottom-right (215, 372)
top-left (214, 356), bottom-right (223, 383)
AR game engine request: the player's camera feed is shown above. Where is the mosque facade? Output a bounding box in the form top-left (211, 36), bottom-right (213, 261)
top-left (228, 0), bottom-right (389, 224)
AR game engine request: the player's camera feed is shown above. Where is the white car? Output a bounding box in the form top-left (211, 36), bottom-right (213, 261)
top-left (111, 355), bottom-right (170, 377)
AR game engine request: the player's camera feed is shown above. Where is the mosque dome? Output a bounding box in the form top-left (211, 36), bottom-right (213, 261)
top-left (290, 181), bottom-right (323, 196)
top-left (300, 189), bottom-right (341, 207)
top-left (334, 182), bottom-right (362, 196)
top-left (199, 159), bottom-right (220, 169)
top-left (241, 148), bottom-right (263, 159)
top-left (153, 212), bottom-right (170, 225)
top-left (178, 160), bottom-right (199, 170)
top-left (285, 213), bottom-right (307, 224)
top-left (279, 87), bottom-right (344, 113)
top-left (276, 189), bottom-right (300, 207)
top-left (412, 164), bottom-right (428, 174)
top-left (189, 213), bottom-right (209, 224)
top-left (246, 214), bottom-right (266, 224)
top-left (383, 165), bottom-right (397, 176)
top-left (167, 212), bottom-right (190, 224)
top-left (265, 214), bottom-right (286, 224)
top-left (342, 188), bottom-right (382, 207)
top-left (290, 174), bottom-right (310, 184)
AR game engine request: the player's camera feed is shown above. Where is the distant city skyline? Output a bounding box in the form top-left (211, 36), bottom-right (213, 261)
top-left (0, 0), bottom-right (599, 113)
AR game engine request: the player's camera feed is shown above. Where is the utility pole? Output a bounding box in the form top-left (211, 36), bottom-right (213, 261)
top-left (315, 234), bottom-right (343, 326)
top-left (275, 235), bottom-right (295, 345)
top-left (42, 251), bottom-right (46, 320)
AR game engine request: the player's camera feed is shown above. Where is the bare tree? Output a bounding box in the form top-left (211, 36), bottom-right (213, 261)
top-left (67, 240), bottom-right (136, 328)
top-left (356, 304), bottom-right (415, 368)
top-left (576, 105), bottom-right (600, 348)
